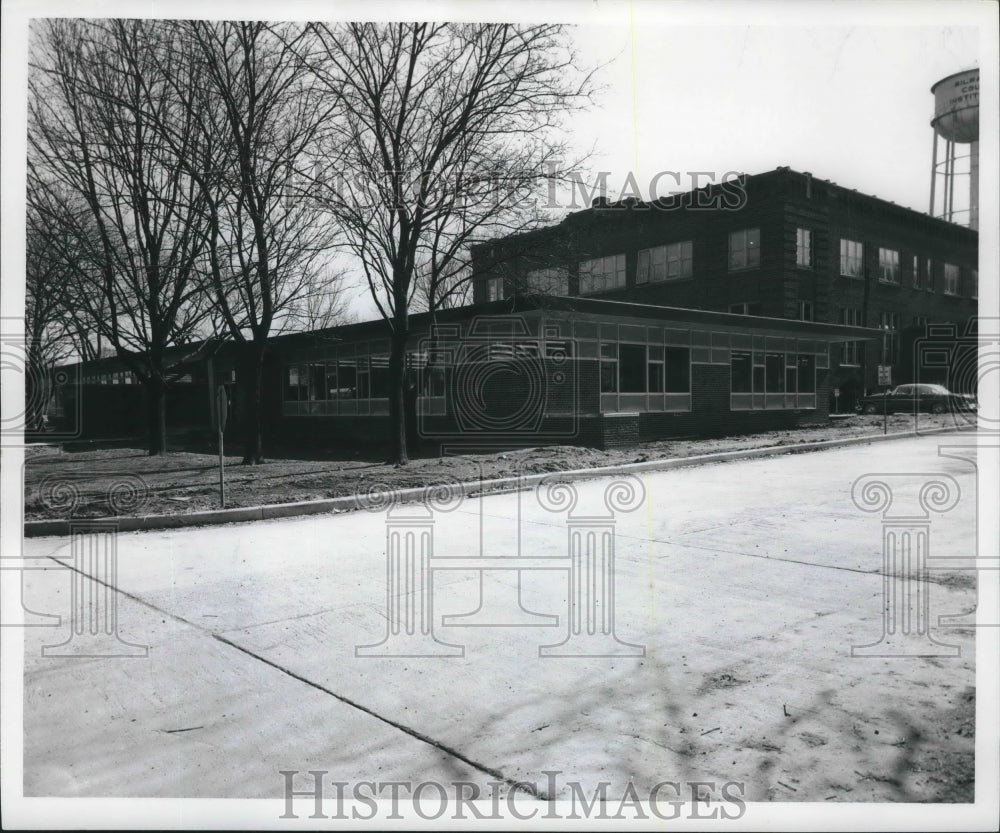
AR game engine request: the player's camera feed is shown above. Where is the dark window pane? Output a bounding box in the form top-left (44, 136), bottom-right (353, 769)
top-left (765, 353), bottom-right (784, 392)
top-left (309, 363), bottom-right (326, 400)
top-left (731, 351), bottom-right (752, 393)
top-left (619, 343), bottom-right (646, 392)
top-left (665, 346), bottom-right (690, 393)
top-left (797, 354), bottom-right (815, 393)
top-left (647, 362), bottom-right (664, 393)
top-left (600, 361), bottom-right (617, 393)
top-left (371, 356), bottom-right (390, 397)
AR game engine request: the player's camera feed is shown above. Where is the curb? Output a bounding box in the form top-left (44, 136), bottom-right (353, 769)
top-left (24, 424), bottom-right (975, 537)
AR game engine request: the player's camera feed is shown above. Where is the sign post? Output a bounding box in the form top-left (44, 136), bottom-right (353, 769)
top-left (216, 386), bottom-right (228, 508)
top-left (877, 365), bottom-right (892, 434)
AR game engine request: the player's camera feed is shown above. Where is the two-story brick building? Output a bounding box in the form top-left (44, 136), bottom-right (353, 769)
top-left (471, 167), bottom-right (979, 411)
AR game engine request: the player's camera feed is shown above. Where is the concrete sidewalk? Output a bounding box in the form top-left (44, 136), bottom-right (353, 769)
top-left (18, 434), bottom-right (981, 809)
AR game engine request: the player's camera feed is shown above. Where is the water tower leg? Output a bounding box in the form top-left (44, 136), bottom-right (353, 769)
top-left (970, 140), bottom-right (979, 230)
top-left (929, 130), bottom-right (938, 216)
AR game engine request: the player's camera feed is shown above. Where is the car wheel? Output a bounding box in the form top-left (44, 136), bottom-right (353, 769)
top-left (932, 403), bottom-right (946, 415)
top-left (863, 404), bottom-right (878, 415)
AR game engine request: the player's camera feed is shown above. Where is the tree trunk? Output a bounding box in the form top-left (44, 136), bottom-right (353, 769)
top-left (146, 376), bottom-right (167, 456)
top-left (388, 329), bottom-right (409, 465)
top-left (240, 339), bottom-right (267, 465)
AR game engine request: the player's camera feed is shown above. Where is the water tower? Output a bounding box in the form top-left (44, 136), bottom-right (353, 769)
top-left (929, 68), bottom-right (979, 229)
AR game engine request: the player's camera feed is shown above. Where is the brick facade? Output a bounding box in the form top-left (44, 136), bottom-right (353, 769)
top-left (472, 168), bottom-right (978, 410)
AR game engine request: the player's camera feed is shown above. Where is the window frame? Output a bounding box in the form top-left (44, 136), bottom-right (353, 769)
top-left (840, 238), bottom-right (864, 278)
top-left (580, 253), bottom-right (627, 295)
top-left (877, 247), bottom-right (900, 284)
top-left (943, 263), bottom-right (960, 296)
top-left (728, 227), bottom-right (761, 272)
top-left (796, 227), bottom-right (812, 268)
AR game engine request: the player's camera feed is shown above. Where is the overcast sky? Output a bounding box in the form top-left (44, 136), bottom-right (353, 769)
top-left (2, 0), bottom-right (995, 323)
top-left (570, 17), bottom-right (980, 213)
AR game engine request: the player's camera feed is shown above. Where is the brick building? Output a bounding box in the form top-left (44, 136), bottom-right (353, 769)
top-left (471, 167), bottom-right (979, 411)
top-left (54, 296), bottom-right (876, 450)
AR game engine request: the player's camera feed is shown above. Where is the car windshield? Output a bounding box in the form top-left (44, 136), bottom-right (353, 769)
top-left (916, 384), bottom-right (950, 395)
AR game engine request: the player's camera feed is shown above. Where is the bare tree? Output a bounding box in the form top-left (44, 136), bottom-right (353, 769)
top-left (24, 202), bottom-right (77, 431)
top-left (163, 20), bottom-right (340, 463)
top-left (283, 267), bottom-right (353, 332)
top-left (306, 22), bottom-right (594, 464)
top-left (28, 19), bottom-right (213, 455)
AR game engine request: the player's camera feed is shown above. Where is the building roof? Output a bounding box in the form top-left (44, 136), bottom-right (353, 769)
top-left (470, 165), bottom-right (978, 255)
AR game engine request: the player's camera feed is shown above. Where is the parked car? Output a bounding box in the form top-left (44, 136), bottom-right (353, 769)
top-left (855, 383), bottom-right (977, 415)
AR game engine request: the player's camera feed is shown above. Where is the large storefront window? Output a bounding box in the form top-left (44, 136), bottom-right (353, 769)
top-left (600, 342), bottom-right (690, 395)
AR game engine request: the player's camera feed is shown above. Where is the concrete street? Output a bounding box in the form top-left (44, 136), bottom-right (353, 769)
top-left (19, 434), bottom-right (980, 804)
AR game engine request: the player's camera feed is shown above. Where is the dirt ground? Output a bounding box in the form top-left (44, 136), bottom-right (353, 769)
top-left (22, 412), bottom-right (969, 520)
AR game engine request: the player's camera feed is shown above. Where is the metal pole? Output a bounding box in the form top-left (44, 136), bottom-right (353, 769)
top-left (882, 328), bottom-right (888, 435)
top-left (217, 385), bottom-right (227, 508)
top-left (219, 423), bottom-right (225, 508)
top-left (929, 128), bottom-right (938, 217)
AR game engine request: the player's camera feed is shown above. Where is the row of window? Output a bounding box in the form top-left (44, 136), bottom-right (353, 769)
top-left (731, 352), bottom-right (816, 394)
top-left (841, 240), bottom-right (976, 297)
top-left (838, 308), bottom-right (905, 366)
top-left (598, 343), bottom-right (690, 394)
top-left (489, 227), bottom-right (975, 300)
top-left (284, 356), bottom-right (395, 402)
top-left (727, 301), bottom-right (814, 321)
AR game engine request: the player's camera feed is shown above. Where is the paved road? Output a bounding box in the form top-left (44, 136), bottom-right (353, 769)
top-left (17, 434), bottom-right (982, 808)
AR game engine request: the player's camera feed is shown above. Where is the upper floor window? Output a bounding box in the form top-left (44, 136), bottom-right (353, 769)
top-left (796, 228), bottom-right (812, 267)
top-left (798, 301), bottom-right (814, 321)
top-left (972, 269), bottom-right (978, 299)
top-left (524, 267), bottom-right (569, 296)
top-left (728, 302), bottom-right (761, 316)
top-left (910, 255), bottom-right (920, 289)
top-left (728, 228), bottom-right (760, 270)
top-left (878, 248), bottom-right (900, 284)
top-left (636, 240), bottom-right (693, 283)
top-left (840, 238), bottom-right (863, 278)
top-left (943, 263), bottom-right (960, 296)
top-left (487, 276), bottom-right (504, 302)
top-left (926, 258), bottom-right (934, 292)
top-left (579, 254), bottom-right (626, 294)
